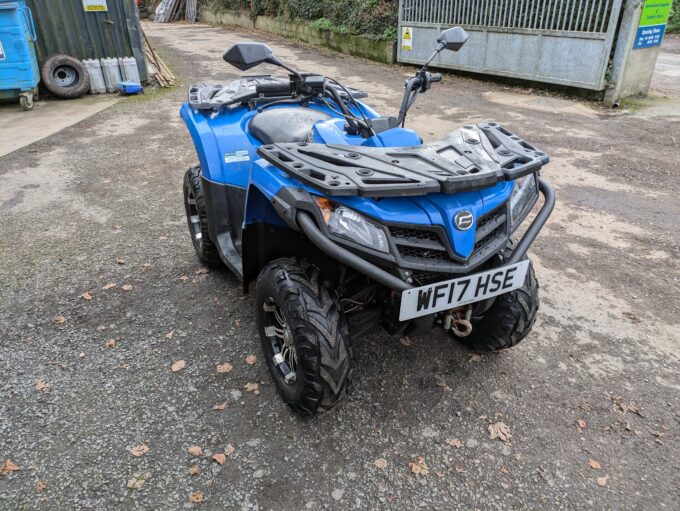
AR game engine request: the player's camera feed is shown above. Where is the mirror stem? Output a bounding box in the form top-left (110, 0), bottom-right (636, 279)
top-left (269, 56), bottom-right (303, 81)
top-left (423, 43), bottom-right (445, 69)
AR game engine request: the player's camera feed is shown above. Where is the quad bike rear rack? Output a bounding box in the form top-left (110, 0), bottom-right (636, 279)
top-left (295, 178), bottom-right (555, 292)
top-left (258, 123), bottom-right (549, 197)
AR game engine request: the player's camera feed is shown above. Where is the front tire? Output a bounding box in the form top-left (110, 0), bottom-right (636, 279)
top-left (183, 165), bottom-right (221, 268)
top-left (255, 259), bottom-right (353, 414)
top-left (452, 251), bottom-right (539, 352)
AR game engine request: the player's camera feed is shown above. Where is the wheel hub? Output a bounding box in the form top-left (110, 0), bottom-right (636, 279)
top-left (185, 189), bottom-right (202, 246)
top-left (53, 65), bottom-right (77, 87)
top-left (263, 298), bottom-right (297, 384)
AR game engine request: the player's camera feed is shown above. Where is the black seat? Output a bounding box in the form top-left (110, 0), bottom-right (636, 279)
top-left (249, 107), bottom-right (332, 145)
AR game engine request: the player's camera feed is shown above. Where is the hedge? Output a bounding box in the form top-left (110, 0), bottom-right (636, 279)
top-left (201, 0), bottom-right (399, 40)
top-left (668, 5), bottom-right (679, 34)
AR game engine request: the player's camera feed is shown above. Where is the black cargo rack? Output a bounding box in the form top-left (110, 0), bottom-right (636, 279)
top-left (257, 123), bottom-right (549, 197)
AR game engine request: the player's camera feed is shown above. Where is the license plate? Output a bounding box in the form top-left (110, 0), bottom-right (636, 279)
top-left (399, 260), bottom-right (530, 321)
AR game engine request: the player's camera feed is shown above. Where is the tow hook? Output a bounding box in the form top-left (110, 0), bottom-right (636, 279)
top-left (444, 306), bottom-right (473, 337)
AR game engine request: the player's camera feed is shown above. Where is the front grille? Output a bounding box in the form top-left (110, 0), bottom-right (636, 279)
top-left (476, 205), bottom-right (504, 232)
top-left (475, 224), bottom-right (505, 252)
top-left (399, 245), bottom-right (449, 261)
top-left (388, 204), bottom-right (508, 270)
top-left (389, 226), bottom-right (440, 242)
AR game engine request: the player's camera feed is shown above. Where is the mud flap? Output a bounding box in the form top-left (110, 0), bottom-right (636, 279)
top-left (200, 175), bottom-right (246, 279)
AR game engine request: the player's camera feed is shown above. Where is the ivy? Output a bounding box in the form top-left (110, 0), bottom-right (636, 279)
top-left (201, 0), bottom-right (399, 40)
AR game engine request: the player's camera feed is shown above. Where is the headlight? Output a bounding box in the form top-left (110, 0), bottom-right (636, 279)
top-left (510, 174), bottom-right (538, 226)
top-left (314, 197), bottom-right (389, 253)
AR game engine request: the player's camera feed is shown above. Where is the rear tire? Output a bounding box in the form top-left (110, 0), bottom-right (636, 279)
top-left (451, 250), bottom-right (539, 352)
top-left (255, 259), bottom-right (353, 414)
top-left (41, 55), bottom-right (90, 99)
top-left (183, 165), bottom-right (221, 268)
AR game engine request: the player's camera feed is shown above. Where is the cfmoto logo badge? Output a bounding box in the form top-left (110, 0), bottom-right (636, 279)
top-left (454, 211), bottom-right (474, 231)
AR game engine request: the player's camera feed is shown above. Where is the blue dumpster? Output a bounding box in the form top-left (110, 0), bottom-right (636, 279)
top-left (0, 0), bottom-right (38, 110)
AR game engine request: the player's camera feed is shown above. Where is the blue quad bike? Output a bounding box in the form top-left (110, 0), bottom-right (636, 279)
top-left (181, 27), bottom-right (555, 414)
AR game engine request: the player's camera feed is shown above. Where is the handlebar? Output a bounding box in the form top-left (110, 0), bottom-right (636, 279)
top-left (255, 81), bottom-right (292, 95)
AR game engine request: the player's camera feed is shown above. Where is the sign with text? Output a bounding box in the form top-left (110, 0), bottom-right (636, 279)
top-left (634, 0), bottom-right (673, 49)
top-left (401, 27), bottom-right (412, 51)
top-left (82, 0), bottom-right (108, 12)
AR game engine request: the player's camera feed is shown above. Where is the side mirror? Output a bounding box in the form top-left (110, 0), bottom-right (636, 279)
top-left (437, 27), bottom-right (469, 52)
top-left (223, 42), bottom-right (278, 71)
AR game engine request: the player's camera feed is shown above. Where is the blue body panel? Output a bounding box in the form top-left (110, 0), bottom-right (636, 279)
top-left (180, 98), bottom-right (515, 259)
top-left (0, 0), bottom-right (38, 98)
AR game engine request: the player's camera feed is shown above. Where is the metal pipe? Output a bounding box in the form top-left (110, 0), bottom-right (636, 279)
top-left (296, 212), bottom-right (412, 292)
top-left (508, 178), bottom-right (556, 264)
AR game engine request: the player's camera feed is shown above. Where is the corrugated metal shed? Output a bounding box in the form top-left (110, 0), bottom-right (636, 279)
top-left (25, 0), bottom-right (147, 81)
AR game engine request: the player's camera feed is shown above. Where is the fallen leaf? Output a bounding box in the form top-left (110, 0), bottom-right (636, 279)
top-left (36, 480), bottom-right (47, 492)
top-left (127, 473), bottom-right (148, 489)
top-left (187, 446), bottom-right (203, 457)
top-left (245, 355), bottom-right (257, 366)
top-left (610, 396), bottom-right (644, 416)
top-left (224, 444), bottom-right (236, 457)
top-left (454, 466), bottom-right (464, 473)
top-left (488, 422), bottom-right (511, 442)
top-left (79, 352), bottom-right (85, 358)
top-left (588, 459), bottom-right (602, 470)
top-left (596, 475), bottom-right (609, 487)
top-left (53, 315), bottom-right (66, 324)
top-left (121, 284), bottom-right (133, 291)
top-left (409, 456), bottom-right (429, 477)
top-left (171, 360), bottom-right (186, 372)
top-left (576, 419), bottom-right (587, 430)
top-left (213, 402), bottom-right (227, 411)
top-left (216, 362), bottom-right (233, 374)
top-left (445, 438), bottom-right (463, 448)
top-left (499, 466), bottom-right (509, 474)
top-left (141, 262), bottom-right (152, 270)
top-left (195, 268), bottom-right (210, 274)
top-left (627, 401), bottom-right (643, 416)
top-left (116, 258), bottom-right (126, 265)
top-left (399, 336), bottom-right (412, 347)
top-left (80, 292), bottom-right (92, 300)
top-left (129, 444), bottom-right (149, 457)
top-left (178, 275), bottom-right (189, 281)
top-left (0, 459), bottom-right (19, 476)
top-left (244, 382), bottom-right (260, 395)
top-left (212, 453), bottom-right (226, 465)
top-left (105, 339), bottom-right (117, 349)
top-left (188, 464), bottom-right (200, 476)
top-left (112, 224), bottom-right (122, 230)
top-left (165, 330), bottom-right (175, 340)
top-left (34, 379), bottom-right (51, 391)
top-left (102, 283), bottom-right (116, 290)
top-left (435, 377), bottom-right (452, 392)
top-left (189, 491), bottom-right (204, 503)
top-left (159, 235), bottom-right (168, 240)
top-left (469, 354), bottom-right (482, 363)
top-left (374, 458), bottom-right (388, 469)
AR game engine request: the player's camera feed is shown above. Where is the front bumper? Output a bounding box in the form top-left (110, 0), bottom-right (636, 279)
top-left (296, 178), bottom-right (555, 292)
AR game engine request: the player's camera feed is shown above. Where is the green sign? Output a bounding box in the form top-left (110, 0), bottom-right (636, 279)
top-left (639, 1), bottom-right (673, 27)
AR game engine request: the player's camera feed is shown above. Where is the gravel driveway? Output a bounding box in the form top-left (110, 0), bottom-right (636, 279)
top-left (1, 22), bottom-right (679, 510)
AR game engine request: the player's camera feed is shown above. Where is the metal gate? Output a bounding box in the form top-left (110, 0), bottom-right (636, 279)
top-left (398, 0), bottom-right (623, 90)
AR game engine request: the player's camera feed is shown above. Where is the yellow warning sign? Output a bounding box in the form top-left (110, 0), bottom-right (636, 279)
top-left (401, 27), bottom-right (413, 51)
